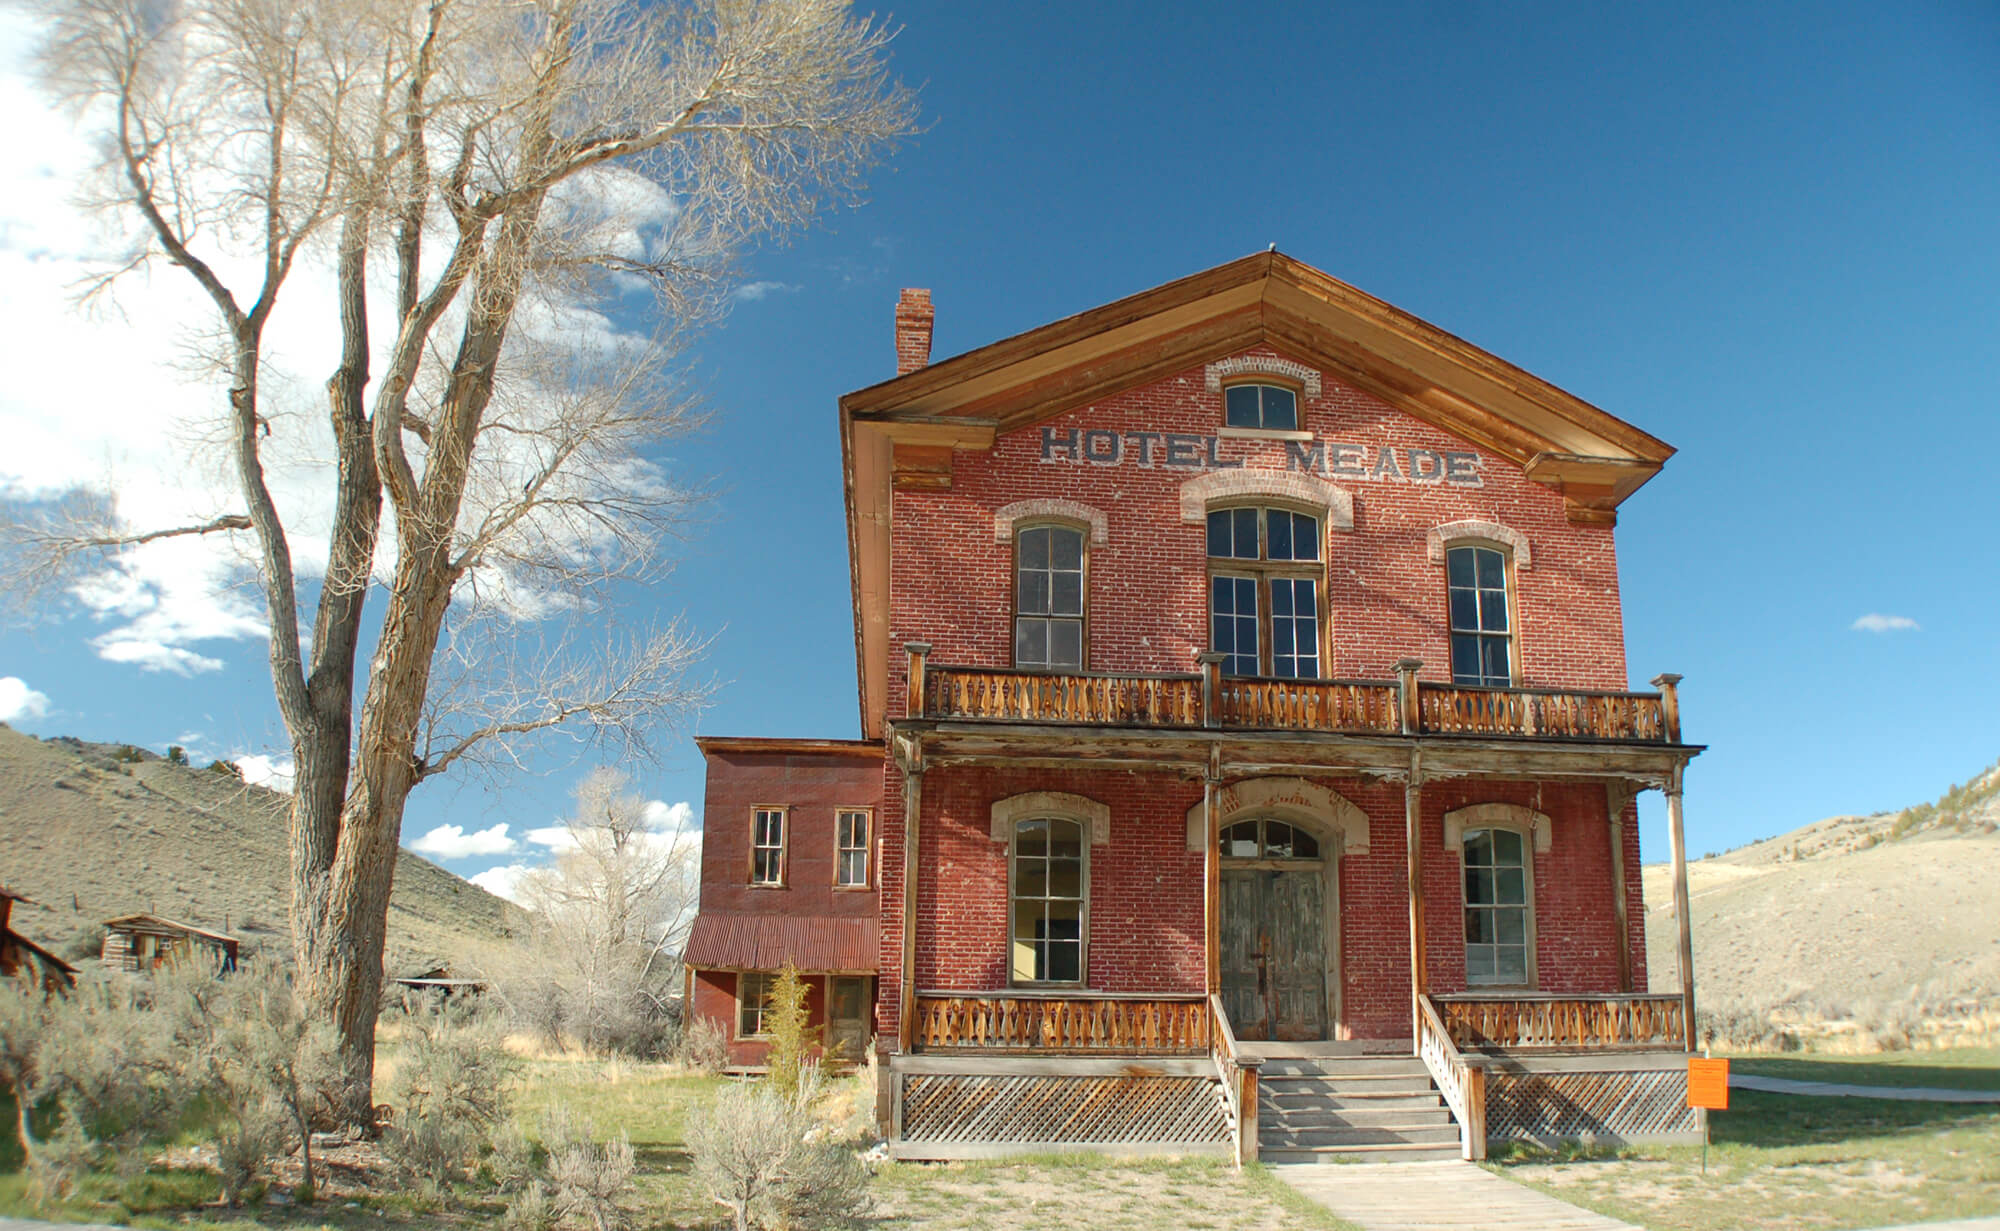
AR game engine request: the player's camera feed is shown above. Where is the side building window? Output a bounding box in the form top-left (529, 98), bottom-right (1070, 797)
top-left (1463, 828), bottom-right (1532, 987)
top-left (835, 809), bottom-right (872, 888)
top-left (1015, 524), bottom-right (1085, 669)
top-left (751, 808), bottom-right (787, 886)
top-left (1010, 817), bottom-right (1085, 985)
top-left (1447, 545), bottom-right (1513, 686)
top-left (1208, 505), bottom-right (1322, 678)
top-left (737, 971), bottom-right (772, 1037)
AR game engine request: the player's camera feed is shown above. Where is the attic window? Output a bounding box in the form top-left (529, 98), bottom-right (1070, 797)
top-left (1224, 383), bottom-right (1298, 432)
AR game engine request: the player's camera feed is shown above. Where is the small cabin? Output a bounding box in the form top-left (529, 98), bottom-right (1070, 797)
top-left (0, 889), bottom-right (78, 992)
top-left (101, 914), bottom-right (241, 975)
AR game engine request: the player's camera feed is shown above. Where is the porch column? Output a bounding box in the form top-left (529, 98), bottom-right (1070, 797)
top-left (897, 750), bottom-right (925, 1054)
top-left (1605, 782), bottom-right (1634, 993)
top-left (1404, 755), bottom-right (1426, 1047)
top-left (1662, 764), bottom-right (1697, 1051)
top-left (1198, 655), bottom-right (1228, 998)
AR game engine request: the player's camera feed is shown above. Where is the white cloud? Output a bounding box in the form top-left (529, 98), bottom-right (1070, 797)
top-left (468, 863), bottom-right (532, 904)
top-left (0, 677), bottom-right (51, 723)
top-left (525, 824), bottom-right (579, 850)
top-left (94, 638), bottom-right (228, 675)
top-left (643, 799), bottom-right (696, 832)
top-left (731, 280), bottom-right (799, 302)
top-left (234, 753), bottom-right (297, 793)
top-left (1851, 613), bottom-right (1919, 634)
top-left (410, 822), bottom-right (519, 859)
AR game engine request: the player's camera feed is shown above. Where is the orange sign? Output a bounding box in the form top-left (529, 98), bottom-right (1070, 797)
top-left (1687, 1057), bottom-right (1730, 1110)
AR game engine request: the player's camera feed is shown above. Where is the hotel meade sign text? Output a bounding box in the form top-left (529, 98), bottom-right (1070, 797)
top-left (1037, 428), bottom-right (1486, 487)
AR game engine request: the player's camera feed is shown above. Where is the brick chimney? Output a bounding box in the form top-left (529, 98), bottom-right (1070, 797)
top-left (895, 288), bottom-right (934, 375)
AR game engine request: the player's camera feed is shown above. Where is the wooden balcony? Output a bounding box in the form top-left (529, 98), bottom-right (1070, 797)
top-left (1434, 993), bottom-right (1689, 1052)
top-left (912, 992), bottom-right (1211, 1055)
top-left (906, 645), bottom-right (1682, 745)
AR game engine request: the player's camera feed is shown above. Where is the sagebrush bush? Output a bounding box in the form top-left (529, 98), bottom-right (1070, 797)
top-left (688, 1063), bottom-right (867, 1231)
top-left (380, 1000), bottom-right (518, 1190)
top-left (675, 1016), bottom-right (728, 1073)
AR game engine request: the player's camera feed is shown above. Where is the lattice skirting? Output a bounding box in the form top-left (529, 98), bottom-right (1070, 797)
top-left (899, 1073), bottom-right (1231, 1151)
top-left (1486, 1068), bottom-right (1700, 1145)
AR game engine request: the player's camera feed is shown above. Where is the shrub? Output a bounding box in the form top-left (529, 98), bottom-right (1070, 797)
top-left (166, 745), bottom-right (188, 766)
top-left (763, 962), bottom-right (811, 1097)
top-left (379, 1000), bottom-right (518, 1191)
top-left (206, 759), bottom-right (243, 779)
top-left (675, 1016), bottom-right (727, 1074)
top-left (688, 1063), bottom-right (867, 1231)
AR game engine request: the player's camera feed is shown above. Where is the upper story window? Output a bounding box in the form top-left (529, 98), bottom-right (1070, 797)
top-left (1446, 545), bottom-right (1513, 687)
top-left (1207, 506), bottom-right (1322, 679)
top-left (1011, 817), bottom-right (1086, 985)
top-left (750, 807), bottom-right (787, 886)
top-left (835, 808), bottom-right (872, 888)
top-left (1223, 382), bottom-right (1299, 432)
top-left (1463, 827), bottom-right (1533, 987)
top-left (1015, 524), bottom-right (1085, 670)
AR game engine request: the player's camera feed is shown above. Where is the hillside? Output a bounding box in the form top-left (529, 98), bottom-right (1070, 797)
top-left (1645, 758), bottom-right (2000, 1046)
top-left (0, 724), bottom-right (523, 972)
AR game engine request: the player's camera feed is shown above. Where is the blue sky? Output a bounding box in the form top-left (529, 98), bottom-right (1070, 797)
top-left (3, 0), bottom-right (1996, 884)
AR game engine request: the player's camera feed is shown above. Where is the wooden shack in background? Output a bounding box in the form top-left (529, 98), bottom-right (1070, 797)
top-left (1, 888), bottom-right (78, 992)
top-left (101, 913), bottom-right (241, 975)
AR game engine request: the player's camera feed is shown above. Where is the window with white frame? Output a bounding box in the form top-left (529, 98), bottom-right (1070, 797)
top-left (1015, 524), bottom-right (1085, 669)
top-left (1207, 505), bottom-right (1322, 678)
top-left (737, 971), bottom-right (773, 1036)
top-left (835, 809), bottom-right (871, 887)
top-left (1446, 545), bottom-right (1513, 686)
top-left (1462, 827), bottom-right (1532, 986)
top-left (750, 808), bottom-right (787, 885)
top-left (1010, 817), bottom-right (1086, 985)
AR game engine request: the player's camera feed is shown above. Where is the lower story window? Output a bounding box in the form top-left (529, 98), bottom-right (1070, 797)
top-left (1011, 818), bottom-right (1085, 984)
top-left (737, 971), bottom-right (772, 1036)
top-left (1463, 828), bottom-right (1531, 986)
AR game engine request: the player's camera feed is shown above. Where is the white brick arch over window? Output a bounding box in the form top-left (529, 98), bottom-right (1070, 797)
top-left (1179, 470), bottom-right (1354, 531)
top-left (1443, 802), bottom-right (1553, 854)
top-left (993, 499), bottom-right (1110, 545)
top-left (1427, 519), bottom-right (1532, 570)
top-left (1185, 776), bottom-right (1370, 854)
top-left (991, 791), bottom-right (1112, 845)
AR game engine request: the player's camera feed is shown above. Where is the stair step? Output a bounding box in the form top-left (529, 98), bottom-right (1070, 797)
top-left (1261, 1089), bottom-right (1444, 1110)
top-left (1262, 1124), bottom-right (1462, 1148)
top-left (1260, 1142), bottom-right (1464, 1164)
top-left (1261, 1106), bottom-right (1453, 1130)
top-left (1257, 1057), bottom-right (1430, 1078)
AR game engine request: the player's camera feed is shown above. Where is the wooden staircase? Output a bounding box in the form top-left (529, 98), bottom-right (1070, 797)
top-left (1257, 1054), bottom-right (1463, 1163)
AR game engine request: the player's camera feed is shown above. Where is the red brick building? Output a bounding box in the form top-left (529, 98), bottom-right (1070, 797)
top-left (687, 252), bottom-right (1704, 1160)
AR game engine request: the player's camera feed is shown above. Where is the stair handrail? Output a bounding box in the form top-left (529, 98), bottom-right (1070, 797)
top-left (1209, 993), bottom-right (1261, 1166)
top-left (1418, 993), bottom-right (1487, 1161)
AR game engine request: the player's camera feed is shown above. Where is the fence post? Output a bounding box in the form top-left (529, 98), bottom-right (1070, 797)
top-left (906, 642), bottom-right (932, 718)
top-left (1197, 651), bottom-right (1227, 729)
top-left (1395, 657), bottom-right (1423, 735)
top-left (1650, 672), bottom-right (1683, 744)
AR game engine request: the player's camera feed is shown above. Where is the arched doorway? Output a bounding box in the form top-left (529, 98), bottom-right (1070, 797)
top-left (1218, 817), bottom-right (1336, 1041)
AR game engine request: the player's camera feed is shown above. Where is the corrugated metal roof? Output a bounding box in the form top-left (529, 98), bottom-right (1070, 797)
top-left (684, 912), bottom-right (878, 973)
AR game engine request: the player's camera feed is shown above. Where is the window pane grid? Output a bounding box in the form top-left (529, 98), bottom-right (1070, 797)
top-left (751, 809), bottom-right (785, 885)
top-left (1447, 546), bottom-right (1512, 687)
top-left (1012, 818), bottom-right (1085, 984)
top-left (1208, 506), bottom-right (1322, 679)
top-left (1462, 826), bottom-right (1529, 986)
top-left (1016, 526), bottom-right (1085, 669)
top-left (836, 810), bottom-right (870, 887)
top-left (738, 972), bottom-right (771, 1036)
top-left (1223, 384), bottom-right (1299, 430)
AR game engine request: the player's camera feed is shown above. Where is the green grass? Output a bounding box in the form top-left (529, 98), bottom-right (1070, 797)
top-left (1496, 1084), bottom-right (2000, 1231)
top-left (1731, 1046), bottom-right (2000, 1092)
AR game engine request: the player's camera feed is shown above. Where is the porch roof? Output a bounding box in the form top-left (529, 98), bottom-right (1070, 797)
top-left (684, 912), bottom-right (879, 975)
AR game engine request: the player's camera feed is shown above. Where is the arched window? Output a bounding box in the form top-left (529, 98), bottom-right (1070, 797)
top-left (1218, 818), bottom-right (1321, 860)
top-left (1446, 544), bottom-right (1513, 686)
top-left (1208, 505), bottom-right (1322, 678)
top-left (1223, 382), bottom-right (1299, 431)
top-left (1015, 524), bottom-right (1085, 669)
top-left (1011, 817), bottom-right (1086, 985)
top-left (1462, 827), bottom-right (1533, 987)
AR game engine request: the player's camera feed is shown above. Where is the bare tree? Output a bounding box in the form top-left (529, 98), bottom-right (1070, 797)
top-left (485, 768), bottom-right (698, 1055)
top-left (25, 0), bottom-right (917, 1118)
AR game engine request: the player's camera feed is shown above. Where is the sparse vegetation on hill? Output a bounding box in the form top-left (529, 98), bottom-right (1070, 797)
top-left (0, 726), bottom-right (521, 974)
top-left (1648, 754), bottom-right (2000, 1051)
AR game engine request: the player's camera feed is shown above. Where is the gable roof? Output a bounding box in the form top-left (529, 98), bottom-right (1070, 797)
top-left (838, 250), bottom-right (1677, 738)
top-left (103, 914), bottom-right (241, 947)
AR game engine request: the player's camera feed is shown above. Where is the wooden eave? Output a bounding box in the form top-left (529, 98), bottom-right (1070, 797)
top-left (694, 736), bottom-right (886, 760)
top-left (840, 251), bottom-right (1677, 739)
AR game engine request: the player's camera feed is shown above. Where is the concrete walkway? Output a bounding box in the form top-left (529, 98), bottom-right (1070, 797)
top-left (1272, 1159), bottom-right (1639, 1230)
top-left (1730, 1073), bottom-right (2000, 1103)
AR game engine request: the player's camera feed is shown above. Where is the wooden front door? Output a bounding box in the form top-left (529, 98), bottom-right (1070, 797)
top-left (827, 976), bottom-right (869, 1060)
top-left (1216, 819), bottom-right (1328, 1039)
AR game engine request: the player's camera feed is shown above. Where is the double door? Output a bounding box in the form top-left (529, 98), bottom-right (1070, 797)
top-left (1220, 866), bottom-right (1329, 1041)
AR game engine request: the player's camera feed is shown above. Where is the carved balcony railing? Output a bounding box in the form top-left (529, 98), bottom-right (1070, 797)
top-left (912, 992), bottom-right (1211, 1055)
top-left (904, 645), bottom-right (1682, 744)
top-left (1434, 993), bottom-right (1689, 1052)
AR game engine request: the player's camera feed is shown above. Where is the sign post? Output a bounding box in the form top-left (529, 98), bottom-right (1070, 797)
top-left (1686, 1054), bottom-right (1730, 1175)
